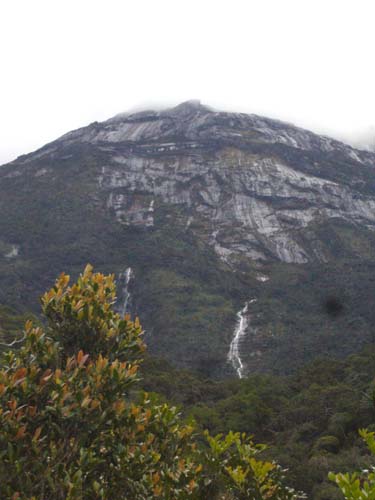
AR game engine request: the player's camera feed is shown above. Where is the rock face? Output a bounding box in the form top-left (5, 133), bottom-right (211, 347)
top-left (101, 150), bottom-right (375, 264)
top-left (21, 101), bottom-right (375, 266)
top-left (2, 101), bottom-right (375, 376)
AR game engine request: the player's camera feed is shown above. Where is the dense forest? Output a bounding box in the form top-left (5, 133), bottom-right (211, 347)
top-left (1, 267), bottom-right (375, 498)
top-left (141, 349), bottom-right (375, 499)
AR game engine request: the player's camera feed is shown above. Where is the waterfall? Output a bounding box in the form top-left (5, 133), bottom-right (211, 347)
top-left (227, 299), bottom-right (256, 378)
top-left (117, 267), bottom-right (134, 316)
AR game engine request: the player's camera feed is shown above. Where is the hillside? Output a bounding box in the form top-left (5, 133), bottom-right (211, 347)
top-left (1, 101), bottom-right (375, 376)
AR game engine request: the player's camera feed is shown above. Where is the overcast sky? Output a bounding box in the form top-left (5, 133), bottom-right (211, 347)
top-left (1, 0), bottom-right (374, 165)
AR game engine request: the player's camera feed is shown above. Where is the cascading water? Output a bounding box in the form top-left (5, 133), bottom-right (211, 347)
top-left (227, 299), bottom-right (256, 378)
top-left (117, 267), bottom-right (134, 316)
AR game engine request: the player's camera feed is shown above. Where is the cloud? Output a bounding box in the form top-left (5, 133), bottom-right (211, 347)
top-left (1, 0), bottom-right (375, 162)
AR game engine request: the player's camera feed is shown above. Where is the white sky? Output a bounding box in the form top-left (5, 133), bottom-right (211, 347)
top-left (1, 0), bottom-right (374, 164)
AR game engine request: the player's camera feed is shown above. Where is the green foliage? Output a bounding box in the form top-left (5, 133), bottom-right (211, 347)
top-left (199, 432), bottom-right (305, 500)
top-left (315, 436), bottom-right (341, 454)
top-left (329, 429), bottom-right (375, 499)
top-left (0, 265), bottom-right (299, 499)
top-left (141, 350), bottom-right (375, 499)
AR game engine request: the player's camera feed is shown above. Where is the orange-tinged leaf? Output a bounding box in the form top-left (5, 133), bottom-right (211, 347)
top-left (78, 354), bottom-right (89, 367)
top-left (15, 408), bottom-right (25, 421)
top-left (90, 399), bottom-right (100, 410)
top-left (127, 365), bottom-right (138, 377)
top-left (178, 459), bottom-right (185, 471)
top-left (24, 319), bottom-right (33, 331)
top-left (8, 399), bottom-right (17, 411)
top-left (113, 400), bottom-right (126, 414)
top-left (28, 406), bottom-right (37, 417)
top-left (81, 396), bottom-right (91, 408)
top-left (54, 369), bottom-right (62, 383)
top-left (15, 426), bottom-right (27, 440)
top-left (66, 356), bottom-right (75, 371)
top-left (73, 300), bottom-right (84, 311)
top-left (33, 426), bottom-right (42, 441)
top-left (83, 264), bottom-right (93, 276)
top-left (131, 405), bottom-right (140, 417)
top-left (58, 272), bottom-right (70, 288)
top-left (13, 367), bottom-right (27, 382)
top-left (153, 485), bottom-right (163, 497)
top-left (152, 472), bottom-right (160, 485)
top-left (40, 369), bottom-right (53, 386)
top-left (188, 479), bottom-right (197, 492)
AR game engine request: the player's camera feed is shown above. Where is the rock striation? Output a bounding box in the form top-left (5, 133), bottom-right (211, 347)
top-left (27, 100), bottom-right (375, 265)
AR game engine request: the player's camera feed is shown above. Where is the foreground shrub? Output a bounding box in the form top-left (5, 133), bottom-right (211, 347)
top-left (329, 429), bottom-right (375, 499)
top-left (0, 265), bottom-right (303, 499)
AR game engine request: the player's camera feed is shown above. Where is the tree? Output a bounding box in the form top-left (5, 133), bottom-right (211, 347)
top-left (0, 265), bottom-right (302, 499)
top-left (329, 429), bottom-right (375, 499)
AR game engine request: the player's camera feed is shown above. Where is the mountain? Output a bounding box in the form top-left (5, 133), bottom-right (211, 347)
top-left (1, 100), bottom-right (375, 377)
